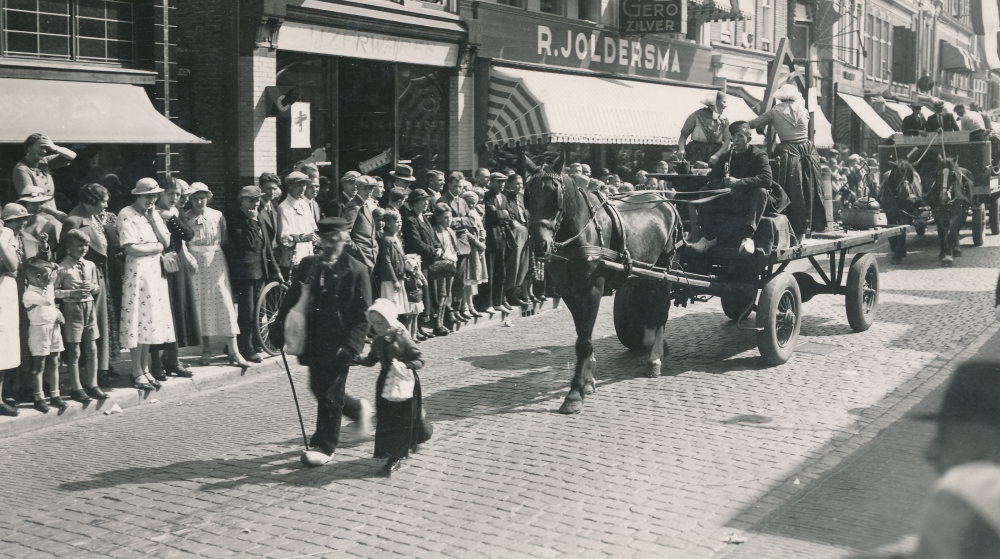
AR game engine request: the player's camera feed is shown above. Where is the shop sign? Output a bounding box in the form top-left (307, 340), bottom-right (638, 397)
top-left (359, 147), bottom-right (393, 174)
top-left (619, 0), bottom-right (685, 35)
top-left (280, 21), bottom-right (459, 68)
top-left (290, 102), bottom-right (311, 149)
top-left (472, 4), bottom-right (712, 84)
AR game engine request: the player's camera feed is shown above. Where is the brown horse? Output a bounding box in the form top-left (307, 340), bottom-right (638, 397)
top-left (524, 159), bottom-right (682, 414)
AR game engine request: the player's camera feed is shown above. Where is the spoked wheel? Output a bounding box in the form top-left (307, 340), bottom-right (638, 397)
top-left (755, 272), bottom-right (802, 365)
top-left (255, 281), bottom-right (288, 356)
top-left (846, 253), bottom-right (879, 332)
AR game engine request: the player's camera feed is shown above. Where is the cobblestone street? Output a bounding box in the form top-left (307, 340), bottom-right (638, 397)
top-left (1, 228), bottom-right (998, 559)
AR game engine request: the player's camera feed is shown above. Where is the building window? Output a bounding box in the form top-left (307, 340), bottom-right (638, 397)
top-left (946, 70), bottom-right (970, 93)
top-left (975, 79), bottom-right (988, 107)
top-left (720, 20), bottom-right (735, 44)
top-left (532, 0), bottom-right (563, 13)
top-left (568, 0), bottom-right (598, 22)
top-left (758, 0), bottom-right (773, 51)
top-left (2, 0), bottom-right (135, 63)
top-left (498, 0), bottom-right (526, 7)
top-left (864, 11), bottom-right (891, 81)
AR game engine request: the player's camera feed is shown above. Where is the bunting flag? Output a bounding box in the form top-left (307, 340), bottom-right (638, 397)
top-left (972, 0), bottom-right (1000, 70)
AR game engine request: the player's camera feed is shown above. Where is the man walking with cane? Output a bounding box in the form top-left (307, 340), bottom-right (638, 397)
top-left (272, 217), bottom-right (373, 466)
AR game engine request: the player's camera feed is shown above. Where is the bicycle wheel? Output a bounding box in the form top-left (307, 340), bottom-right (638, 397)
top-left (255, 281), bottom-right (288, 356)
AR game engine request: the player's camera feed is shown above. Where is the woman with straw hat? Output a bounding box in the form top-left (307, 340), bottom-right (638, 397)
top-left (0, 204), bottom-right (29, 415)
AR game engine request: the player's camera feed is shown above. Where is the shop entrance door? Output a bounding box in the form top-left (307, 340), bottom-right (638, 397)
top-left (338, 60), bottom-right (395, 176)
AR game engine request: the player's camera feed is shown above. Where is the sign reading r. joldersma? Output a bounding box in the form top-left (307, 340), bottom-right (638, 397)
top-left (619, 0), bottom-right (685, 35)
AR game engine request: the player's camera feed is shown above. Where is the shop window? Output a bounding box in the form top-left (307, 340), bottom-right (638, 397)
top-left (568, 0), bottom-right (598, 22)
top-left (397, 64), bottom-right (450, 177)
top-left (2, 0), bottom-right (135, 63)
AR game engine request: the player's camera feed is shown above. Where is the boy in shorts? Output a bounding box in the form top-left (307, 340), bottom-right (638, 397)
top-left (56, 230), bottom-right (108, 404)
top-left (22, 258), bottom-right (65, 412)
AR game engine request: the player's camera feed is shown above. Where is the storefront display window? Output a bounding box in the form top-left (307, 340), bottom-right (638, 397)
top-left (397, 64), bottom-right (449, 179)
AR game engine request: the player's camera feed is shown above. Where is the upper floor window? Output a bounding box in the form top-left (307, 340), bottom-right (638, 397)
top-left (758, 0), bottom-right (773, 51)
top-left (2, 0), bottom-right (134, 64)
top-left (864, 11), bottom-right (891, 81)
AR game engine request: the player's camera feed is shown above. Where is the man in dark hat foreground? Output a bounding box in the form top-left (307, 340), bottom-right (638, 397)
top-left (913, 360), bottom-right (1000, 557)
top-left (272, 217), bottom-right (374, 464)
top-left (902, 104), bottom-right (926, 136)
top-left (690, 121), bottom-right (787, 257)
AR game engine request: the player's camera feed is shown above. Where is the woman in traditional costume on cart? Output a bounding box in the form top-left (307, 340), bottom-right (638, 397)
top-left (678, 91), bottom-right (732, 167)
top-left (748, 83), bottom-right (826, 236)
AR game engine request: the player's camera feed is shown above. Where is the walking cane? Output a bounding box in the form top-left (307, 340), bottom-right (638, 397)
top-left (279, 348), bottom-right (310, 451)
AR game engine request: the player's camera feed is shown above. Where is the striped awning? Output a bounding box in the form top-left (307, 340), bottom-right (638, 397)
top-left (486, 67), bottom-right (759, 147)
top-left (940, 41), bottom-right (979, 72)
top-left (837, 92), bottom-right (895, 139)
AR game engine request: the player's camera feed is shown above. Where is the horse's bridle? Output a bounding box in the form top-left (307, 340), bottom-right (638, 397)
top-left (527, 173), bottom-right (566, 239)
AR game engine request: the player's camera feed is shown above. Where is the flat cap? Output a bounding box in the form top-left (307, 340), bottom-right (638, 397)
top-left (238, 185), bottom-right (262, 199)
top-left (340, 171), bottom-right (362, 183)
top-left (284, 171), bottom-right (310, 185)
top-left (489, 172), bottom-right (508, 181)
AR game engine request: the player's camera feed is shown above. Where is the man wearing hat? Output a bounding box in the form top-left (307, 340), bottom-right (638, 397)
top-left (342, 175), bottom-right (379, 272)
top-left (401, 189), bottom-right (443, 338)
top-left (324, 171), bottom-right (360, 219)
top-left (902, 103), bottom-right (927, 136)
top-left (228, 186), bottom-right (282, 363)
top-left (926, 100), bottom-right (959, 132)
top-left (911, 360), bottom-right (1000, 556)
top-left (13, 133), bottom-right (75, 219)
top-left (678, 91), bottom-right (732, 167)
top-left (483, 172), bottom-right (515, 313)
top-left (694, 121), bottom-right (787, 256)
top-left (18, 185), bottom-right (61, 261)
top-left (273, 217), bottom-right (374, 461)
top-left (390, 163), bottom-right (417, 193)
top-left (277, 171), bottom-right (318, 278)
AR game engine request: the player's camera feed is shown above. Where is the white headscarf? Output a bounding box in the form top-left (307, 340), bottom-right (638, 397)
top-left (775, 83), bottom-right (803, 103)
top-left (368, 298), bottom-right (406, 333)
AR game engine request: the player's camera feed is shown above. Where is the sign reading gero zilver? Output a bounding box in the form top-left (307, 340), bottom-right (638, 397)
top-left (619, 0), bottom-right (685, 34)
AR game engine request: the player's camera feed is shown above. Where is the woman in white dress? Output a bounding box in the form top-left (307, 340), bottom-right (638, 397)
top-left (0, 204), bottom-right (27, 416)
top-left (118, 178), bottom-right (175, 390)
top-left (183, 183), bottom-right (248, 368)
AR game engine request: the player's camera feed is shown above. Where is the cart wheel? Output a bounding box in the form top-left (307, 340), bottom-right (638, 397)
top-left (614, 279), bottom-right (648, 350)
top-left (845, 253), bottom-right (879, 332)
top-left (973, 202), bottom-right (986, 246)
top-left (990, 196), bottom-right (1000, 235)
top-left (721, 289), bottom-right (757, 320)
top-left (255, 281), bottom-right (288, 356)
top-left (755, 272), bottom-right (802, 366)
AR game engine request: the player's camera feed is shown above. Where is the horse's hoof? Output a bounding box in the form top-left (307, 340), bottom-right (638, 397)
top-left (646, 362), bottom-right (661, 378)
top-left (559, 400), bottom-right (584, 414)
top-left (942, 255), bottom-right (954, 267)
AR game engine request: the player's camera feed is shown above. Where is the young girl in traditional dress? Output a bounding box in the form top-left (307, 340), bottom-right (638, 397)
top-left (359, 298), bottom-right (431, 476)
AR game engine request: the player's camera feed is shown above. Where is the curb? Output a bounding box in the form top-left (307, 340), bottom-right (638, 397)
top-left (0, 299), bottom-right (562, 441)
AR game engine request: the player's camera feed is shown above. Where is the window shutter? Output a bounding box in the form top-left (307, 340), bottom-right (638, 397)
top-left (892, 27), bottom-right (917, 84)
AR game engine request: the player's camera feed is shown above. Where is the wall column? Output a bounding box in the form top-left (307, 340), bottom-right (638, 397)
top-left (238, 48), bottom-right (278, 187)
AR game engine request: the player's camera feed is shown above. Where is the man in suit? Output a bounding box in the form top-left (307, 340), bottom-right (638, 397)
top-left (483, 172), bottom-right (514, 313)
top-left (503, 174), bottom-right (531, 307)
top-left (276, 171), bottom-right (317, 279)
top-left (258, 172), bottom-right (281, 248)
top-left (324, 171), bottom-right (359, 219)
top-left (390, 164), bottom-right (418, 196)
top-left (272, 217), bottom-right (374, 462)
top-left (343, 175), bottom-right (378, 272)
top-left (401, 189), bottom-right (443, 338)
top-left (902, 104), bottom-right (927, 136)
top-left (228, 186), bottom-right (282, 363)
top-left (926, 100), bottom-right (959, 132)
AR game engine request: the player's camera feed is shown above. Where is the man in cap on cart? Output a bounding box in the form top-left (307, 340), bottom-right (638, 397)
top-left (690, 121), bottom-right (788, 257)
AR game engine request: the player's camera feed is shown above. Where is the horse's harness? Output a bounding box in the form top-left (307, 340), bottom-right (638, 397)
top-left (532, 174), bottom-right (684, 274)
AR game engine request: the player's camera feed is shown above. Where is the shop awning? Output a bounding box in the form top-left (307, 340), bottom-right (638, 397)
top-left (940, 41), bottom-right (979, 73)
top-left (486, 66), bottom-right (758, 147)
top-left (688, 0), bottom-right (754, 22)
top-left (836, 92), bottom-right (895, 139)
top-left (0, 78), bottom-right (209, 144)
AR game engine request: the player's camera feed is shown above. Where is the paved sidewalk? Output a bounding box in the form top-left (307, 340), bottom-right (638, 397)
top-left (0, 300), bottom-right (556, 441)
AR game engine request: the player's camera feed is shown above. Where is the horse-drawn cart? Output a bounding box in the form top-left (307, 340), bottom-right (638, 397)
top-left (611, 202), bottom-right (906, 365)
